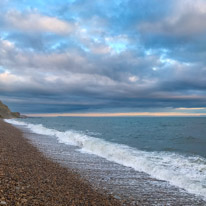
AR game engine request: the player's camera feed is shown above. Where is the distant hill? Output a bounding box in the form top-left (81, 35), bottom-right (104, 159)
top-left (0, 101), bottom-right (20, 119)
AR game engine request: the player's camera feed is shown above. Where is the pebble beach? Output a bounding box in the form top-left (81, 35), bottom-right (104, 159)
top-left (0, 120), bottom-right (122, 206)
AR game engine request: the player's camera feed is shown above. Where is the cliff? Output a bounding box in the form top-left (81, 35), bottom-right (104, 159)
top-left (0, 101), bottom-right (20, 119)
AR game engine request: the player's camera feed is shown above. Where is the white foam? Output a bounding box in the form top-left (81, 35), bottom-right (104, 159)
top-left (5, 119), bottom-right (206, 200)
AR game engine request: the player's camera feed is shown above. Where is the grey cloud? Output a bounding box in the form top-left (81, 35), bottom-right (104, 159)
top-left (139, 0), bottom-right (206, 37)
top-left (137, 0), bottom-right (206, 65)
top-left (1, 0), bottom-right (206, 113)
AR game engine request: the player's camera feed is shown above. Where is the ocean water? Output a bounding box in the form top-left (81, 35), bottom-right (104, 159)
top-left (6, 117), bottom-right (206, 204)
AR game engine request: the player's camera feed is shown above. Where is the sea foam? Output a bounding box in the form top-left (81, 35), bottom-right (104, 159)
top-left (5, 119), bottom-right (206, 200)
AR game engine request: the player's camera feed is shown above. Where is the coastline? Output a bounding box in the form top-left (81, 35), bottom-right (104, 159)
top-left (0, 120), bottom-right (122, 206)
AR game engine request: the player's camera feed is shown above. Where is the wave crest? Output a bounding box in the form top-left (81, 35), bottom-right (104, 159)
top-left (5, 119), bottom-right (206, 199)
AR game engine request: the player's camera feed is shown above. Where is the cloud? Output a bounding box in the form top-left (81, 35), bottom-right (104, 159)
top-left (0, 0), bottom-right (206, 113)
top-left (136, 0), bottom-right (206, 68)
top-left (139, 0), bottom-right (206, 37)
top-left (176, 107), bottom-right (206, 110)
top-left (3, 10), bottom-right (75, 35)
top-left (1, 35), bottom-right (206, 112)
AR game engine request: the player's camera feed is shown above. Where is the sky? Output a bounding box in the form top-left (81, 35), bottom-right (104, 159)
top-left (0, 0), bottom-right (206, 116)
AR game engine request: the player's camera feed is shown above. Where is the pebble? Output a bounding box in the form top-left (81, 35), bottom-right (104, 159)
top-left (0, 120), bottom-right (123, 206)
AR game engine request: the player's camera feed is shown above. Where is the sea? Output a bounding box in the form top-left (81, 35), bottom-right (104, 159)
top-left (5, 117), bottom-right (206, 205)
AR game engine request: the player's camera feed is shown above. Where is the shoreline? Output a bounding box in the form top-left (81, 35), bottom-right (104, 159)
top-left (0, 120), bottom-right (123, 206)
top-left (2, 119), bottom-right (206, 206)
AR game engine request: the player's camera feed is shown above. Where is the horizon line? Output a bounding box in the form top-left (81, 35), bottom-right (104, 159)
top-left (25, 112), bottom-right (206, 117)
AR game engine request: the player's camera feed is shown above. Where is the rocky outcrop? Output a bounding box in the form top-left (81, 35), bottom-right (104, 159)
top-left (0, 101), bottom-right (20, 119)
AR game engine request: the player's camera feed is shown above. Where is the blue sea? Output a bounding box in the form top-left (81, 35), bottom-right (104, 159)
top-left (6, 117), bottom-right (206, 204)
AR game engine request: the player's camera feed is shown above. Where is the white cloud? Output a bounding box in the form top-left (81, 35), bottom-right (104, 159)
top-left (91, 45), bottom-right (111, 54)
top-left (5, 10), bottom-right (75, 35)
top-left (0, 38), bottom-right (14, 51)
top-left (0, 71), bottom-right (30, 92)
top-left (129, 75), bottom-right (139, 82)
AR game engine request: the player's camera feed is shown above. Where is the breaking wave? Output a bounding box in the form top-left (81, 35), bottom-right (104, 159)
top-left (5, 119), bottom-right (206, 200)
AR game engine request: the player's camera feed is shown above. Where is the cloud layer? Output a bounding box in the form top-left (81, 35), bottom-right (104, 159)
top-left (0, 0), bottom-right (206, 113)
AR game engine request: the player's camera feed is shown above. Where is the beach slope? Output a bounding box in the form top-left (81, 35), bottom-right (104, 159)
top-left (0, 120), bottom-right (122, 206)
